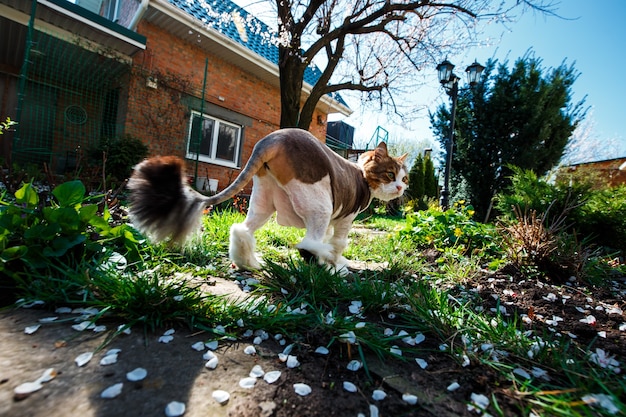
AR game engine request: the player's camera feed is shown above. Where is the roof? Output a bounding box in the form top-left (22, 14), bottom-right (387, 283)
top-left (166, 0), bottom-right (348, 109)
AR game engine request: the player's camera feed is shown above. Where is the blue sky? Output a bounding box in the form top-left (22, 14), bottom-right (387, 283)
top-left (233, 0), bottom-right (626, 161)
top-left (343, 0), bottom-right (626, 161)
top-left (470, 0), bottom-right (626, 159)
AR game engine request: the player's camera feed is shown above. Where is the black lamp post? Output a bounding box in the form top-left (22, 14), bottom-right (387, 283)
top-left (436, 59), bottom-right (484, 210)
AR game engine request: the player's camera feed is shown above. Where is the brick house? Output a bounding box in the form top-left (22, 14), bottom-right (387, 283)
top-left (0, 0), bottom-right (351, 192)
top-left (558, 158), bottom-right (626, 189)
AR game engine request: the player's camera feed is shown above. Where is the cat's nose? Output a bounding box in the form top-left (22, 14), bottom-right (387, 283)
top-left (396, 185), bottom-right (403, 192)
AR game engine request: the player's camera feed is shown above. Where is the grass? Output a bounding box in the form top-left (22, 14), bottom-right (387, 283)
top-left (7, 207), bottom-right (626, 416)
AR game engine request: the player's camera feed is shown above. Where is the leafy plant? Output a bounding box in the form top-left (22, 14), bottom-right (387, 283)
top-left (0, 180), bottom-right (143, 305)
top-left (0, 117), bottom-right (16, 135)
top-left (400, 202), bottom-right (503, 264)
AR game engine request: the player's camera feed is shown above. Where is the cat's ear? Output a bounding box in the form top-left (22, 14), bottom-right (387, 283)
top-left (397, 153), bottom-right (408, 164)
top-left (374, 142), bottom-right (389, 160)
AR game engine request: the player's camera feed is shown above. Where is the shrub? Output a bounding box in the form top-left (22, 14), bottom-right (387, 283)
top-left (399, 202), bottom-right (503, 263)
top-left (496, 167), bottom-right (626, 255)
top-left (89, 135), bottom-right (148, 184)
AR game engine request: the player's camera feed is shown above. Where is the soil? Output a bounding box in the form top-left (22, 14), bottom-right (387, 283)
top-left (1, 267), bottom-right (625, 417)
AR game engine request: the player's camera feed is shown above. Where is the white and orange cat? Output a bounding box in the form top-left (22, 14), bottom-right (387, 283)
top-left (128, 128), bottom-right (408, 274)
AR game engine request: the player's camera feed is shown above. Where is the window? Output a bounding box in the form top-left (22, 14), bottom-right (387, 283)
top-left (186, 111), bottom-right (242, 168)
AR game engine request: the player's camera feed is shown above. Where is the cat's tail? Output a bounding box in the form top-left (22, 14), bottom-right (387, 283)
top-left (127, 153), bottom-right (262, 244)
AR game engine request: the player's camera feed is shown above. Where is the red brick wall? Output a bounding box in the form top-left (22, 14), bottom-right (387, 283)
top-left (124, 21), bottom-right (328, 194)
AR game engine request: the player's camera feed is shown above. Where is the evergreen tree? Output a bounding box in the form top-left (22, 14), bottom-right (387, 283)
top-left (423, 155), bottom-right (437, 199)
top-left (430, 54), bottom-right (586, 220)
top-left (407, 154), bottom-right (424, 201)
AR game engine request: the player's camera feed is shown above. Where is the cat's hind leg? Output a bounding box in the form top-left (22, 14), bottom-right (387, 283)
top-left (229, 180), bottom-right (275, 270)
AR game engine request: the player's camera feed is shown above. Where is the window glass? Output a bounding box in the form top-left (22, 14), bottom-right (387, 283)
top-left (216, 123), bottom-right (237, 161)
top-left (187, 111), bottom-right (241, 167)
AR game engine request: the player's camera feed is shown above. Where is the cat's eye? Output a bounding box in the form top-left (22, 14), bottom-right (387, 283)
top-left (386, 172), bottom-right (395, 181)
top-left (402, 176), bottom-right (408, 184)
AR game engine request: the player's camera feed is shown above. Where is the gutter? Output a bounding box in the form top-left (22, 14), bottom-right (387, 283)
top-left (129, 0), bottom-right (149, 31)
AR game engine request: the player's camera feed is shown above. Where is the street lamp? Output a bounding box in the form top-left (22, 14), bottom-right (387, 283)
top-left (436, 59), bottom-right (484, 210)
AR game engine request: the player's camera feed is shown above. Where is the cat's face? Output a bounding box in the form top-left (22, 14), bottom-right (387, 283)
top-left (358, 143), bottom-right (408, 201)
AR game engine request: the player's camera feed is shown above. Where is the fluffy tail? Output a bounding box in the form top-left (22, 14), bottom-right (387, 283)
top-left (127, 153), bottom-right (264, 244)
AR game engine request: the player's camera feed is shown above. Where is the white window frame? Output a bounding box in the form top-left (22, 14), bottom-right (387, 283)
top-left (186, 111), bottom-right (242, 169)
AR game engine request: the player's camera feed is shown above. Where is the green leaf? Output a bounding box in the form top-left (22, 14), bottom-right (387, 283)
top-left (89, 216), bottom-right (110, 232)
top-left (24, 223), bottom-right (61, 240)
top-left (79, 204), bottom-right (99, 222)
top-left (43, 235), bottom-right (86, 257)
top-left (15, 183), bottom-right (39, 208)
top-left (1, 245), bottom-right (28, 261)
top-left (52, 180), bottom-right (86, 207)
top-left (44, 207), bottom-right (81, 231)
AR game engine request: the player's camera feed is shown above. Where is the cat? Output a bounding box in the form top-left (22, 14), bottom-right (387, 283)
top-left (127, 128), bottom-right (408, 274)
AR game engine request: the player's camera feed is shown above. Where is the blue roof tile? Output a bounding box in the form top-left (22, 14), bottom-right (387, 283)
top-left (167, 0), bottom-right (347, 107)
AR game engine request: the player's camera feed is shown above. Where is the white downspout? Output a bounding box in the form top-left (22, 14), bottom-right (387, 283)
top-left (129, 0), bottom-right (149, 30)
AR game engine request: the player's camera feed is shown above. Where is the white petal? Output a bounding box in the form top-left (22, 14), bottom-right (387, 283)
top-left (282, 343), bottom-right (294, 355)
top-left (100, 383), bottom-right (123, 399)
top-left (38, 316), bottom-right (58, 323)
top-left (513, 368), bottom-right (531, 379)
top-left (118, 324), bottom-right (132, 335)
top-left (243, 345), bottom-right (256, 355)
top-left (372, 389), bottom-right (387, 401)
top-left (212, 390), bottom-right (230, 405)
top-left (35, 368), bottom-right (57, 384)
top-left (75, 352), bottom-right (93, 367)
top-left (249, 365), bottom-right (265, 378)
top-left (205, 357), bottom-right (219, 369)
top-left (191, 341), bottom-right (205, 351)
top-left (93, 325), bottom-right (107, 333)
top-left (347, 360), bottom-right (362, 371)
top-left (239, 377), bottom-right (256, 389)
top-left (158, 335), bottom-right (174, 344)
top-left (163, 329), bottom-right (175, 336)
top-left (315, 346), bottom-right (329, 355)
top-left (55, 307), bottom-right (72, 313)
top-left (263, 370), bottom-right (281, 384)
top-left (205, 340), bottom-right (219, 350)
top-left (14, 381), bottom-right (43, 396)
top-left (25, 325), bottom-right (41, 335)
top-left (343, 381), bottom-right (358, 392)
top-left (72, 321), bottom-right (92, 332)
top-left (414, 333), bottom-right (426, 344)
top-left (165, 401), bottom-right (186, 417)
top-left (99, 354), bottom-right (118, 366)
top-left (402, 393), bottom-right (418, 405)
top-left (293, 383), bottom-right (312, 396)
top-left (447, 382), bottom-right (460, 391)
top-left (369, 404), bottom-right (379, 417)
top-left (126, 368), bottom-right (148, 381)
top-left (415, 358), bottom-right (428, 369)
top-left (286, 355), bottom-right (300, 368)
top-left (203, 350), bottom-right (216, 361)
top-left (339, 331), bottom-right (356, 344)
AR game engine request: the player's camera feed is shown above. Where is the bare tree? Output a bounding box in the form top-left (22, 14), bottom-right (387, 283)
top-left (260, 0), bottom-right (558, 129)
top-left (561, 109), bottom-right (621, 165)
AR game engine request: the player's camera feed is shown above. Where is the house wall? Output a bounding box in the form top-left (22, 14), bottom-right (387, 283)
top-left (125, 20), bottom-right (328, 194)
top-left (560, 158), bottom-right (626, 189)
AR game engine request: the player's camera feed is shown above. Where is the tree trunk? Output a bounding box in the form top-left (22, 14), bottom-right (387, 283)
top-left (278, 47), bottom-right (305, 128)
